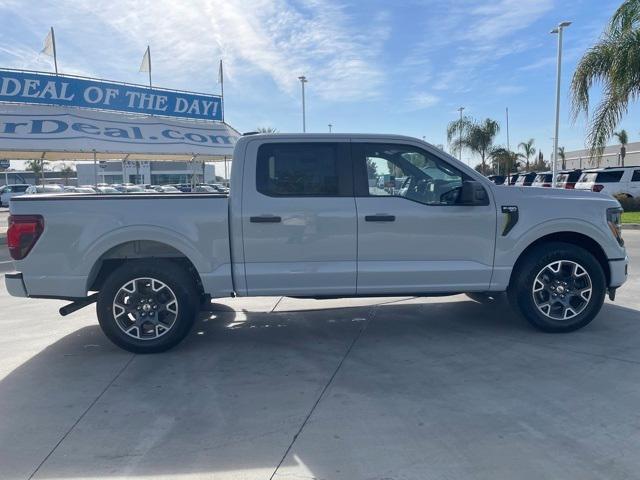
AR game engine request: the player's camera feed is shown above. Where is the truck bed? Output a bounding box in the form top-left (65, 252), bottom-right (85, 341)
top-left (9, 193), bottom-right (233, 299)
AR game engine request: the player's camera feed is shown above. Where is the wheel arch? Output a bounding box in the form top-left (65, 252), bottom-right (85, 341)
top-left (509, 232), bottom-right (610, 288)
top-left (87, 240), bottom-right (204, 295)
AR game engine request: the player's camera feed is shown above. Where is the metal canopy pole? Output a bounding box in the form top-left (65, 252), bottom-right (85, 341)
top-left (93, 150), bottom-right (98, 187)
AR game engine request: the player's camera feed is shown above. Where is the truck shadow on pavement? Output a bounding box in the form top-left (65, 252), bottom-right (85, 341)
top-left (2, 298), bottom-right (640, 479)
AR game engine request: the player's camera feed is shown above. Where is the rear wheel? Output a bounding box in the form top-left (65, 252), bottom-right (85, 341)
top-left (97, 259), bottom-right (199, 353)
top-left (508, 242), bottom-right (606, 332)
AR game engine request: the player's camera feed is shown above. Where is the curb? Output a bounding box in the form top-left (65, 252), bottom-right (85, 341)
top-left (622, 224), bottom-right (640, 230)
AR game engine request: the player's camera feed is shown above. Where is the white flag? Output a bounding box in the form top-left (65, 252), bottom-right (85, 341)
top-left (42, 28), bottom-right (54, 56)
top-left (218, 59), bottom-right (223, 84)
top-left (139, 47), bottom-right (151, 72)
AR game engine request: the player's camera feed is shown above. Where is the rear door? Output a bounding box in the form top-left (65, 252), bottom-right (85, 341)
top-left (631, 169), bottom-right (640, 197)
top-left (352, 141), bottom-right (496, 294)
top-left (241, 140), bottom-right (357, 296)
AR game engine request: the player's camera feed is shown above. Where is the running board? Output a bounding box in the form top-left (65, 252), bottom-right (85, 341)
top-left (59, 293), bottom-right (99, 316)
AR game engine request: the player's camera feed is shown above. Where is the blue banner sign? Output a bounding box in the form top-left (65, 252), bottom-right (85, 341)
top-left (0, 69), bottom-right (222, 121)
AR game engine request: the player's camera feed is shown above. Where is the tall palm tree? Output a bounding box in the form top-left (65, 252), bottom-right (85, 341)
top-left (613, 129), bottom-right (629, 165)
top-left (571, 0), bottom-right (640, 161)
top-left (558, 146), bottom-right (566, 170)
top-left (447, 117), bottom-right (500, 174)
top-left (518, 139), bottom-right (536, 170)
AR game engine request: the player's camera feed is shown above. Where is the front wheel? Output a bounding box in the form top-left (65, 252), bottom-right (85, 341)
top-left (508, 242), bottom-right (606, 332)
top-left (97, 259), bottom-right (199, 353)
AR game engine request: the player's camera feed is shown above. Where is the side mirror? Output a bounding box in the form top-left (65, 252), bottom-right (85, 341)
top-left (458, 180), bottom-right (489, 205)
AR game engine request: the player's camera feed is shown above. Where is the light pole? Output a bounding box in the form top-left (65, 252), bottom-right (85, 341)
top-left (328, 123), bottom-right (332, 133)
top-left (457, 106), bottom-right (465, 163)
top-left (551, 21), bottom-right (571, 188)
top-left (298, 75), bottom-right (308, 132)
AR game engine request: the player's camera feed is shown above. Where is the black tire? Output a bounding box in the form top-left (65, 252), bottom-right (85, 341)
top-left (507, 242), bottom-right (606, 332)
top-left (97, 259), bottom-right (199, 353)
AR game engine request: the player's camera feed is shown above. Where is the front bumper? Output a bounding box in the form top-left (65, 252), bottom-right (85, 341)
top-left (5, 272), bottom-right (28, 297)
top-left (609, 256), bottom-right (629, 288)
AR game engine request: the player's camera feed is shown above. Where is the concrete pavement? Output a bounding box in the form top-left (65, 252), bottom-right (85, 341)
top-left (0, 232), bottom-right (638, 480)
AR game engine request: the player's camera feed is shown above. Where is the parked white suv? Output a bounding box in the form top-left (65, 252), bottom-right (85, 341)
top-left (575, 167), bottom-right (640, 198)
top-left (0, 184), bottom-right (30, 207)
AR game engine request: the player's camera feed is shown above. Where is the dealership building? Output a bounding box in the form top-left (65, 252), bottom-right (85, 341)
top-left (75, 159), bottom-right (229, 186)
top-left (563, 141), bottom-right (640, 170)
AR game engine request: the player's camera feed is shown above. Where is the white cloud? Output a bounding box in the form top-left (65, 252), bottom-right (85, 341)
top-left (406, 92), bottom-right (440, 110)
top-left (43, 0), bottom-right (389, 102)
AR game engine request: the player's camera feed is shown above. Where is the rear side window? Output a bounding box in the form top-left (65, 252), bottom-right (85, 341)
top-left (632, 170), bottom-right (640, 182)
top-left (256, 143), bottom-right (350, 196)
top-left (579, 173), bottom-right (597, 183)
top-left (595, 171), bottom-right (624, 183)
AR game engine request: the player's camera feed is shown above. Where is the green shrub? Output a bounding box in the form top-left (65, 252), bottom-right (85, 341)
top-left (614, 193), bottom-right (640, 212)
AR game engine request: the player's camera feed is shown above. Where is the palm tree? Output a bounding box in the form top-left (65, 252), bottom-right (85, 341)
top-left (257, 126), bottom-right (278, 133)
top-left (518, 139), bottom-right (536, 170)
top-left (490, 147), bottom-right (520, 178)
top-left (59, 165), bottom-right (75, 186)
top-left (447, 117), bottom-right (500, 174)
top-left (25, 159), bottom-right (47, 185)
top-left (613, 129), bottom-right (628, 166)
top-left (571, 0), bottom-right (640, 161)
top-left (558, 147), bottom-right (566, 170)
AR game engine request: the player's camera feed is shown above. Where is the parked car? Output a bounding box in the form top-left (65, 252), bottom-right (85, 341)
top-left (514, 172), bottom-right (537, 186)
top-left (575, 167), bottom-right (640, 198)
top-left (487, 175), bottom-right (506, 185)
top-left (0, 184), bottom-right (30, 207)
top-left (193, 185), bottom-right (218, 193)
top-left (95, 186), bottom-right (121, 194)
top-left (114, 185), bottom-right (145, 193)
top-left (531, 172), bottom-right (553, 188)
top-left (172, 184), bottom-right (192, 193)
top-left (152, 185), bottom-right (181, 193)
top-left (64, 186), bottom-right (97, 193)
top-left (5, 134), bottom-right (628, 353)
top-left (555, 169), bottom-right (583, 189)
top-left (507, 173), bottom-right (520, 186)
top-left (25, 185), bottom-right (65, 194)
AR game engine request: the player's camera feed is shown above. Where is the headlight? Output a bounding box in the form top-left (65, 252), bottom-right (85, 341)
top-left (607, 207), bottom-right (624, 246)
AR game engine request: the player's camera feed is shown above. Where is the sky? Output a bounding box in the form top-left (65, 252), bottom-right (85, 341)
top-left (0, 0), bottom-right (638, 167)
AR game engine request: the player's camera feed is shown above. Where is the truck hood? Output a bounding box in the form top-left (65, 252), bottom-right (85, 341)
top-left (491, 185), bottom-right (621, 209)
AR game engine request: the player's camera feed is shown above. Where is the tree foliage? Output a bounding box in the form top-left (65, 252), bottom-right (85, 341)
top-left (447, 117), bottom-right (500, 174)
top-left (571, 0), bottom-right (640, 162)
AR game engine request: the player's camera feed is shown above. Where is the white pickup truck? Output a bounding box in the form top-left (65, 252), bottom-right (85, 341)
top-left (5, 134), bottom-right (629, 353)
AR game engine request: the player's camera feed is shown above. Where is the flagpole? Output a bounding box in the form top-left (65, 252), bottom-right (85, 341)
top-left (147, 46), bottom-right (152, 88)
top-left (219, 59), bottom-right (225, 123)
top-left (50, 27), bottom-right (58, 75)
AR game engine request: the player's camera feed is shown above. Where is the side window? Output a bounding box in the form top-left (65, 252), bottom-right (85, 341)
top-left (358, 143), bottom-right (466, 205)
top-left (596, 171), bottom-right (624, 183)
top-left (632, 170), bottom-right (640, 182)
top-left (256, 143), bottom-right (350, 196)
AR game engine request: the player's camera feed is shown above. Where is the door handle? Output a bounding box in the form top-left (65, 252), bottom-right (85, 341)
top-left (250, 215), bottom-right (282, 223)
top-left (365, 214), bottom-right (396, 222)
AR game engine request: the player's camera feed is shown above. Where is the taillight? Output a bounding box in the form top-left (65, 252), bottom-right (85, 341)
top-left (565, 183), bottom-right (575, 189)
top-left (7, 215), bottom-right (44, 260)
top-left (592, 184), bottom-right (604, 192)
top-left (542, 183), bottom-right (551, 187)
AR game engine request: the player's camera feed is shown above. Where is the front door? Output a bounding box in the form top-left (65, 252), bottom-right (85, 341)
top-left (353, 141), bottom-right (496, 294)
top-left (241, 140), bottom-right (357, 296)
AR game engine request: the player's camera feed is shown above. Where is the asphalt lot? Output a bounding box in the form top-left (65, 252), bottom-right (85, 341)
top-left (0, 233), bottom-right (638, 480)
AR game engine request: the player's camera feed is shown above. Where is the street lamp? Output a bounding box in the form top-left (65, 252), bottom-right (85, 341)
top-left (328, 123), bottom-right (332, 133)
top-left (457, 106), bottom-right (465, 163)
top-left (550, 21), bottom-right (571, 188)
top-left (298, 75), bottom-right (308, 132)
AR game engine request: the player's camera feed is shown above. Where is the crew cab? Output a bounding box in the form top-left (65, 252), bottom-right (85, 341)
top-left (5, 134), bottom-right (629, 353)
